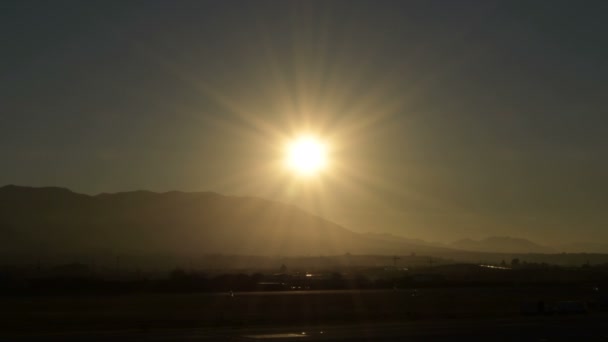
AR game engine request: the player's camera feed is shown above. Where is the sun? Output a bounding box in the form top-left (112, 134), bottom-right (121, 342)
top-left (285, 136), bottom-right (328, 176)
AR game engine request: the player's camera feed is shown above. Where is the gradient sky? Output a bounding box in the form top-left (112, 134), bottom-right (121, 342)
top-left (2, 0), bottom-right (607, 244)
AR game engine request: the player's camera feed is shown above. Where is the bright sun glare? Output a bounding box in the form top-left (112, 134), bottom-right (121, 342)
top-left (286, 136), bottom-right (328, 176)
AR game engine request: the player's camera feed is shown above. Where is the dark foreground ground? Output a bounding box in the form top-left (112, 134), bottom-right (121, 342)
top-left (1, 287), bottom-right (606, 341)
top-left (3, 316), bottom-right (608, 341)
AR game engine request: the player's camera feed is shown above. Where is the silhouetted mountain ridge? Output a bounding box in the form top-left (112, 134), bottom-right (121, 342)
top-left (3, 186), bottom-right (605, 261)
top-left (0, 185), bottom-right (456, 257)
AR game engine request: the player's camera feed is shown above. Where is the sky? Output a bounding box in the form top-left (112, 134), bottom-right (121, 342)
top-left (1, 0), bottom-right (607, 244)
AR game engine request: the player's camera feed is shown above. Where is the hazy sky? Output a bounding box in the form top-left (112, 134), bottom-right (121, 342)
top-left (2, 0), bottom-right (607, 243)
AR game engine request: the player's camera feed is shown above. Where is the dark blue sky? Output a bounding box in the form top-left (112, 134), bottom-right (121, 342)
top-left (1, 0), bottom-right (607, 243)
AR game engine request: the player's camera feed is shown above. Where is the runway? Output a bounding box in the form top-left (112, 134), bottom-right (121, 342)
top-left (3, 314), bottom-right (608, 341)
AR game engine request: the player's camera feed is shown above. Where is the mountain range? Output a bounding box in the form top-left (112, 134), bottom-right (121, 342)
top-left (1, 185), bottom-right (605, 260)
top-left (0, 185), bottom-right (454, 258)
